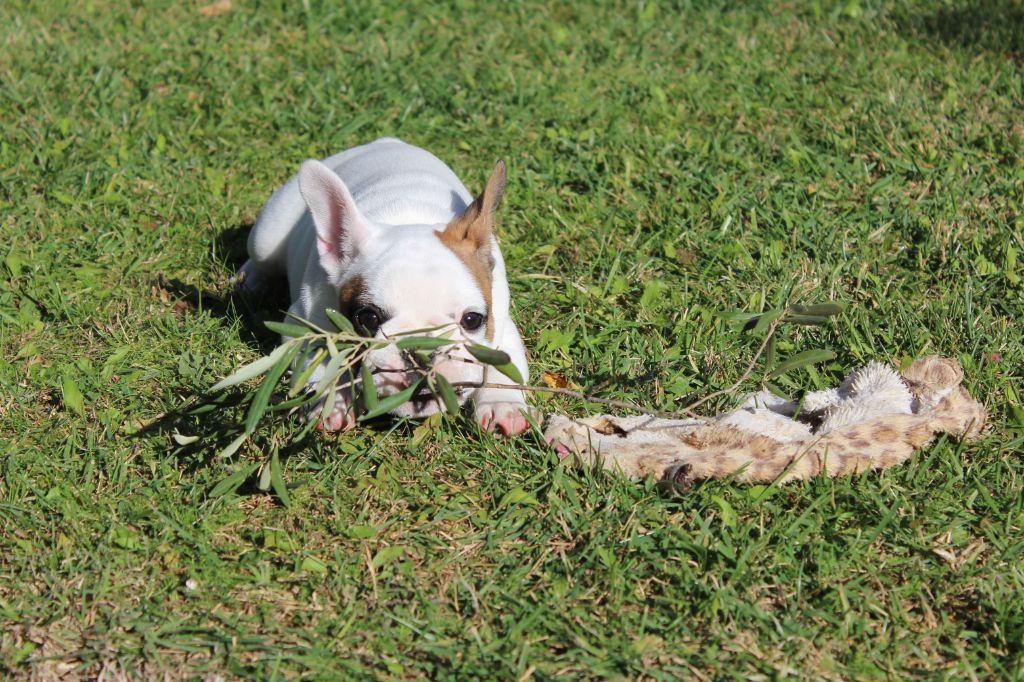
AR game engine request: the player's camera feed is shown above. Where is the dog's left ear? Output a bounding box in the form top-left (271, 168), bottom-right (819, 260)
top-left (441, 160), bottom-right (506, 251)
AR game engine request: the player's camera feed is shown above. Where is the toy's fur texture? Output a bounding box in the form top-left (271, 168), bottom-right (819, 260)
top-left (544, 357), bottom-right (986, 490)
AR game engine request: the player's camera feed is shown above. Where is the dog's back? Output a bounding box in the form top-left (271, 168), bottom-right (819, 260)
top-left (247, 138), bottom-right (472, 274)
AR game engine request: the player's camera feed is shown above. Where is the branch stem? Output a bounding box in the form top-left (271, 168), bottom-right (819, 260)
top-left (450, 318), bottom-right (783, 420)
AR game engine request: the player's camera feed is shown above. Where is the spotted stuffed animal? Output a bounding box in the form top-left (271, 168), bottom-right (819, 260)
top-left (544, 357), bottom-right (986, 491)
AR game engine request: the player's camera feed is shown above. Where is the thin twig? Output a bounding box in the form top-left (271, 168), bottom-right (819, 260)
top-left (214, 318), bottom-right (784, 428)
top-left (682, 316), bottom-right (783, 414)
top-left (451, 317), bottom-right (783, 420)
top-left (450, 382), bottom-right (694, 419)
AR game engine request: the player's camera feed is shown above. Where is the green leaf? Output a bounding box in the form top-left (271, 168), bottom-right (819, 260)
top-left (288, 347), bottom-right (327, 396)
top-left (765, 335), bottom-right (776, 374)
top-left (314, 348), bottom-right (353, 395)
top-left (751, 308), bottom-right (785, 336)
top-left (360, 361), bottom-right (378, 411)
top-left (16, 342), bottom-right (39, 359)
top-left (319, 378), bottom-right (337, 422)
top-left (270, 448), bottom-right (290, 507)
top-left (324, 308), bottom-right (355, 334)
top-left (1008, 404), bottom-right (1024, 428)
top-left (62, 377), bottom-right (85, 415)
top-left (258, 458), bottom-right (272, 491)
top-left (209, 461), bottom-right (259, 498)
top-left (767, 349), bottom-right (836, 380)
top-left (262, 529), bottom-right (297, 550)
top-left (110, 525), bottom-right (142, 550)
top-left (245, 342), bottom-right (301, 434)
top-left (217, 431), bottom-right (250, 458)
top-left (717, 310), bottom-right (762, 322)
top-left (211, 341), bottom-right (295, 392)
top-left (265, 320), bottom-right (311, 338)
top-left (466, 345), bottom-right (523, 384)
top-left (283, 312), bottom-right (330, 334)
top-left (783, 314), bottom-right (829, 326)
top-left (434, 374), bottom-right (461, 414)
top-left (301, 555), bottom-right (328, 574)
top-left (188, 393), bottom-right (233, 415)
top-left (359, 381), bottom-right (421, 420)
top-left (9, 641), bottom-right (36, 667)
top-left (268, 391), bottom-right (322, 412)
top-left (4, 252), bottom-right (25, 276)
top-left (347, 524), bottom-right (378, 539)
top-left (494, 362), bottom-right (524, 385)
top-left (712, 495), bottom-right (737, 528)
top-left (499, 487), bottom-right (539, 507)
top-left (791, 302), bottom-right (845, 317)
top-left (1006, 244), bottom-right (1018, 284)
top-left (747, 484), bottom-right (779, 502)
top-left (639, 280), bottom-right (666, 310)
top-left (171, 432), bottom-right (199, 445)
top-left (396, 335), bottom-right (455, 351)
top-left (466, 344), bottom-right (512, 367)
top-left (410, 412), bottom-right (443, 447)
top-left (371, 545), bottom-right (407, 568)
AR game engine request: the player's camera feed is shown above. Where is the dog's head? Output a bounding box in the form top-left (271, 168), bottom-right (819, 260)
top-left (298, 158), bottom-right (506, 417)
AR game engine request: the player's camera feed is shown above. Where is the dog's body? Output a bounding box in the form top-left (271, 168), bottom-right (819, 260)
top-left (240, 138), bottom-right (531, 435)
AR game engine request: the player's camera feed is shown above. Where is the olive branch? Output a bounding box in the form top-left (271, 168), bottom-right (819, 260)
top-left (186, 300), bottom-right (843, 504)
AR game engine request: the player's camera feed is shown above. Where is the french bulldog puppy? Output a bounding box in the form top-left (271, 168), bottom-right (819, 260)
top-left (238, 138), bottom-right (532, 435)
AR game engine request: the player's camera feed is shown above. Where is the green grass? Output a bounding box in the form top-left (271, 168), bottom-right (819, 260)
top-left (2, 0), bottom-right (1023, 678)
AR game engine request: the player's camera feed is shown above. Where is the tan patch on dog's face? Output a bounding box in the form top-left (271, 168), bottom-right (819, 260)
top-left (437, 160), bottom-right (506, 340)
top-left (337, 275), bottom-right (367, 319)
top-left (437, 229), bottom-right (495, 338)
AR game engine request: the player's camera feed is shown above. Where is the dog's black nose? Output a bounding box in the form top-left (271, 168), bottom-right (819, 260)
top-left (407, 374), bottom-right (428, 395)
top-left (411, 379), bottom-right (433, 401)
top-left (402, 349), bottom-right (436, 371)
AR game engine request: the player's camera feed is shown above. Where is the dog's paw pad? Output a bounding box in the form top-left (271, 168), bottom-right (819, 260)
top-left (316, 405), bottom-right (357, 433)
top-left (475, 402), bottom-right (537, 437)
top-left (302, 391), bottom-right (357, 433)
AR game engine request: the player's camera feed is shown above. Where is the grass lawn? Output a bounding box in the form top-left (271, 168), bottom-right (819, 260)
top-left (2, 0), bottom-right (1023, 678)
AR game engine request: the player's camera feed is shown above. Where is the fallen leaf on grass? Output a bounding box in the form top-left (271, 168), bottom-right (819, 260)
top-left (172, 432), bottom-right (200, 445)
top-left (676, 248), bottom-right (698, 267)
top-left (540, 371), bottom-right (568, 388)
top-left (198, 0), bottom-right (232, 17)
top-left (62, 378), bottom-right (85, 416)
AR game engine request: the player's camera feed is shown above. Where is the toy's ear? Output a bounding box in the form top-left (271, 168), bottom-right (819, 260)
top-left (440, 159), bottom-right (506, 252)
top-left (298, 160), bottom-right (372, 279)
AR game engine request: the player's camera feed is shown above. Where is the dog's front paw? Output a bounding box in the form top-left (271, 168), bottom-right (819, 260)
top-left (232, 259), bottom-right (270, 298)
top-left (302, 389), bottom-right (357, 433)
top-left (475, 402), bottom-right (538, 436)
top-left (318, 404), bottom-right (357, 432)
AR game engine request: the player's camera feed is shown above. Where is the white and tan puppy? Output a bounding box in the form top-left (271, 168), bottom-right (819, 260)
top-left (239, 138), bottom-right (532, 435)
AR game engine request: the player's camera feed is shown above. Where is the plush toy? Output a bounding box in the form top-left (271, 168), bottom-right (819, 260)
top-left (544, 357), bottom-right (986, 491)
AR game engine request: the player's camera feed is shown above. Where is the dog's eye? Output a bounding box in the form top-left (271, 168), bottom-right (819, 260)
top-left (354, 307), bottom-right (383, 335)
top-left (461, 311), bottom-right (485, 331)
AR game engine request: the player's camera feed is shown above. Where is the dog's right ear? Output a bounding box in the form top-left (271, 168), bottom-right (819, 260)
top-left (298, 160), bottom-right (371, 280)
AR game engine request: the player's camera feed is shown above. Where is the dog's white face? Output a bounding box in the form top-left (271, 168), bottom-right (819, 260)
top-left (298, 159), bottom-right (505, 418)
top-left (340, 227), bottom-right (491, 417)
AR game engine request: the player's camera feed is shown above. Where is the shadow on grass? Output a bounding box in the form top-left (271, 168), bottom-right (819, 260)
top-left (141, 222), bottom-right (311, 490)
top-left (159, 222), bottom-right (290, 351)
top-left (894, 1), bottom-right (1024, 59)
